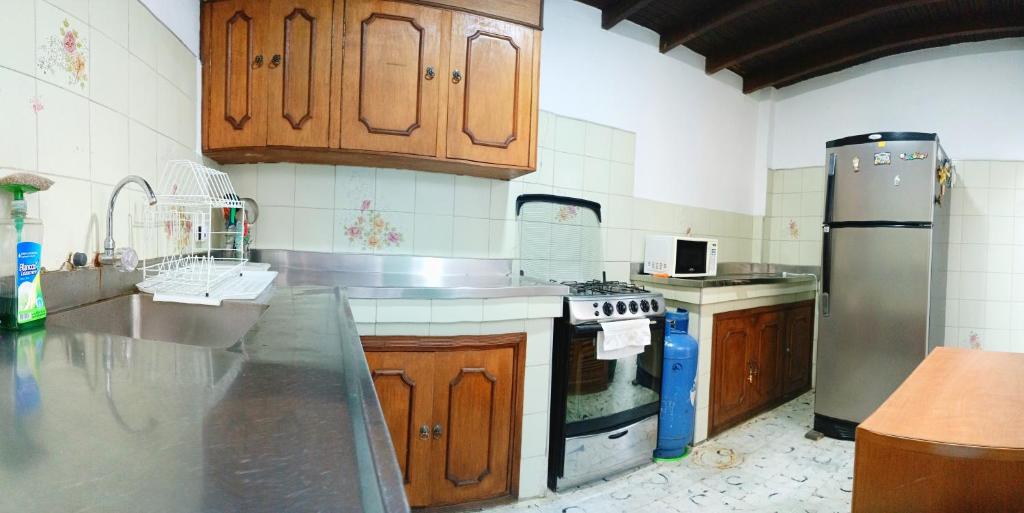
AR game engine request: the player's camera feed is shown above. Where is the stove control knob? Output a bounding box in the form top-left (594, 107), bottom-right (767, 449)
top-left (640, 299), bottom-right (650, 312)
top-left (628, 300), bottom-right (639, 314)
top-left (651, 299), bottom-right (659, 312)
top-left (602, 302), bottom-right (614, 316)
top-left (615, 301), bottom-right (627, 315)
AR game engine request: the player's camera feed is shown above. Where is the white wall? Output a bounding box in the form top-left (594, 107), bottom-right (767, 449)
top-left (140, 0), bottom-right (200, 56)
top-left (540, 0), bottom-right (763, 215)
top-left (770, 39), bottom-right (1024, 170)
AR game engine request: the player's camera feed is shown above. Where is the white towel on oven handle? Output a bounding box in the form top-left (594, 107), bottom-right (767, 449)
top-left (596, 318), bottom-right (651, 360)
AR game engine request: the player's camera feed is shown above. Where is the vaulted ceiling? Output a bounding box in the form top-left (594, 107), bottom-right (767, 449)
top-left (578, 0), bottom-right (1024, 93)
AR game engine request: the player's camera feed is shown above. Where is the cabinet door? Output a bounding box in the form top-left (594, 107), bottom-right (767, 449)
top-left (711, 316), bottom-right (753, 433)
top-left (265, 0), bottom-right (334, 147)
top-left (339, 0), bottom-right (442, 156)
top-left (430, 347), bottom-right (515, 505)
top-left (205, 0), bottom-right (268, 149)
top-left (750, 311), bottom-right (785, 409)
top-left (365, 351), bottom-right (435, 507)
top-left (445, 12), bottom-right (535, 167)
top-left (783, 303), bottom-right (814, 397)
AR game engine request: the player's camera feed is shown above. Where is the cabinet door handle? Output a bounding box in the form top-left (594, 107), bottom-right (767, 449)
top-left (432, 424), bottom-right (443, 440)
top-left (419, 425), bottom-right (430, 440)
top-left (269, 54), bottom-right (281, 68)
top-left (747, 362), bottom-right (755, 383)
top-left (425, 66), bottom-right (435, 80)
top-left (253, 54), bottom-right (264, 68)
top-left (451, 69), bottom-right (462, 84)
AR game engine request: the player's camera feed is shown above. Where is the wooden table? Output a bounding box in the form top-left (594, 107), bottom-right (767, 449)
top-left (853, 347), bottom-right (1024, 512)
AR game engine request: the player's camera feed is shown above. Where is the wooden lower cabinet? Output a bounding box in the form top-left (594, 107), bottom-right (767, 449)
top-left (363, 334), bottom-right (525, 508)
top-left (710, 301), bottom-right (814, 436)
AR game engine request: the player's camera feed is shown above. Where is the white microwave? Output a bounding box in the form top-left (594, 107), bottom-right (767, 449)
top-left (643, 235), bottom-right (718, 277)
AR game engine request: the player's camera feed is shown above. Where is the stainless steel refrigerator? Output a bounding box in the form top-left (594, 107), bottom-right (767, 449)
top-left (814, 132), bottom-right (953, 440)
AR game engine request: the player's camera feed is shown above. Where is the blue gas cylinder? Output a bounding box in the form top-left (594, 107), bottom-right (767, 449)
top-left (654, 308), bottom-right (699, 461)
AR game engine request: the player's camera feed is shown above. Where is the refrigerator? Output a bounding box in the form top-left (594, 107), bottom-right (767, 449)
top-left (814, 132), bottom-right (953, 441)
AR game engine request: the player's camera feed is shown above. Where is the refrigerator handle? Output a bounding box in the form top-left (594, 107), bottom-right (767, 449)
top-left (821, 152), bottom-right (836, 317)
top-left (824, 152), bottom-right (837, 224)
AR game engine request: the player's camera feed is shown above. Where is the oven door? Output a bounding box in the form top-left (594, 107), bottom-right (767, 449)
top-left (548, 316), bottom-right (666, 490)
top-left (563, 318), bottom-right (665, 438)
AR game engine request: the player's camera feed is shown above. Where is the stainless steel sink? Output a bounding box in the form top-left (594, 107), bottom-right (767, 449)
top-left (49, 293), bottom-right (268, 348)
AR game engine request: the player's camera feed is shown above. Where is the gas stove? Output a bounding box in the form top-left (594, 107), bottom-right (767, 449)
top-left (561, 280), bottom-right (664, 325)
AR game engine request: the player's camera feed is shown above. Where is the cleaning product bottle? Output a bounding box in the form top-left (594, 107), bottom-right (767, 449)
top-left (0, 173), bottom-right (53, 330)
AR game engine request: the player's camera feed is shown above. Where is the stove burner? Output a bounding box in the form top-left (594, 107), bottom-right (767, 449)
top-left (562, 280), bottom-right (649, 296)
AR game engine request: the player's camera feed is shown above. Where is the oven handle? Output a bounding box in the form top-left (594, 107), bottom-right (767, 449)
top-left (572, 318), bottom-right (660, 335)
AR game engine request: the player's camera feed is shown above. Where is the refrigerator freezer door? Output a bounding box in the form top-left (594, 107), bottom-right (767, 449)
top-left (829, 141), bottom-right (936, 223)
top-left (816, 226), bottom-right (932, 423)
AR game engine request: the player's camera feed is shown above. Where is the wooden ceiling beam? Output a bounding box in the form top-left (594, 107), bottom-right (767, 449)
top-left (659, 0), bottom-right (776, 54)
top-left (601, 0), bottom-right (656, 30)
top-left (742, 19), bottom-right (1024, 93)
top-left (705, 0), bottom-right (944, 75)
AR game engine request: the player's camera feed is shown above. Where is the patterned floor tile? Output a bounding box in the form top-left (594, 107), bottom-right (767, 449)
top-left (480, 392), bottom-right (854, 513)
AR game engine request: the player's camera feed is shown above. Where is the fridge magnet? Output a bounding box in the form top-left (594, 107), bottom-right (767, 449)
top-left (851, 156), bottom-right (860, 172)
top-left (935, 160), bottom-right (952, 205)
top-left (873, 152), bottom-right (891, 165)
top-left (899, 152), bottom-right (927, 161)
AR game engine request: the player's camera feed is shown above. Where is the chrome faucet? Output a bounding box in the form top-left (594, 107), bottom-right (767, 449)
top-left (100, 175), bottom-right (157, 272)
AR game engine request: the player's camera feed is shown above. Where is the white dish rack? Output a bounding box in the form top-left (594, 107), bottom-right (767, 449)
top-left (136, 160), bottom-right (255, 301)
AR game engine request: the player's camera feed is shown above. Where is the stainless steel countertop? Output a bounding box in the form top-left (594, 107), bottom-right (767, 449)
top-left (1, 281), bottom-right (408, 513)
top-left (630, 262), bottom-right (819, 289)
top-left (632, 272), bottom-right (816, 288)
top-left (254, 249), bottom-right (568, 299)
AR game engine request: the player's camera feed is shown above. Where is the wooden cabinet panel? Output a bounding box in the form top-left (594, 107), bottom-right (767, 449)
top-left (362, 334), bottom-right (525, 508)
top-left (205, 0), bottom-right (268, 149)
top-left (340, 0), bottom-right (442, 156)
top-left (365, 351), bottom-right (435, 507)
top-left (783, 302), bottom-right (814, 397)
top-left (710, 301), bottom-right (815, 436)
top-left (410, 0), bottom-right (543, 28)
top-left (711, 316), bottom-right (752, 431)
top-left (446, 12), bottom-right (535, 167)
top-left (430, 347), bottom-right (515, 505)
top-left (750, 311), bottom-right (784, 409)
top-left (266, 0), bottom-right (334, 147)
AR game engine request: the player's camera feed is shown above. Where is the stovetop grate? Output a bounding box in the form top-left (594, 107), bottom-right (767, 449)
top-left (562, 280), bottom-right (649, 296)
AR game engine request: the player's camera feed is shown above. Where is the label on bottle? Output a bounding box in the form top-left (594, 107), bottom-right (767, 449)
top-left (16, 242), bottom-right (45, 324)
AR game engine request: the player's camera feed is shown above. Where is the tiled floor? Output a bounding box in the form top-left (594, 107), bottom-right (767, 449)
top-left (485, 392), bottom-right (855, 513)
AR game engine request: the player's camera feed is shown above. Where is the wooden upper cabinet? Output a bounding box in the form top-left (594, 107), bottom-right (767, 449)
top-left (365, 351), bottom-right (435, 507)
top-left (265, 0), bottom-right (334, 147)
top-left (430, 347), bottom-right (515, 505)
top-left (202, 0), bottom-right (542, 179)
top-left (340, 0), bottom-right (442, 156)
top-left (204, 0), bottom-right (268, 149)
top-left (446, 12), bottom-right (535, 167)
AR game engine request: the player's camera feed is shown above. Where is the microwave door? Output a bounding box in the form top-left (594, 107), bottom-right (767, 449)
top-left (674, 239), bottom-right (707, 275)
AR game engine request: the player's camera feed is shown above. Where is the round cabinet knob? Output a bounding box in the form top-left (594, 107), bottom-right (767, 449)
top-left (451, 69), bottom-right (463, 84)
top-left (651, 299), bottom-right (659, 312)
top-left (269, 54), bottom-right (282, 68)
top-left (640, 299), bottom-right (650, 312)
top-left (616, 301), bottom-right (627, 315)
top-left (628, 301), bottom-right (639, 314)
top-left (602, 302), bottom-right (614, 316)
top-left (253, 54), bottom-right (264, 67)
top-left (425, 66), bottom-right (435, 80)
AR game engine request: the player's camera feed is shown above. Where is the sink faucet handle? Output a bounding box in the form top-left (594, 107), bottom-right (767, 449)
top-left (116, 248), bottom-right (139, 272)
